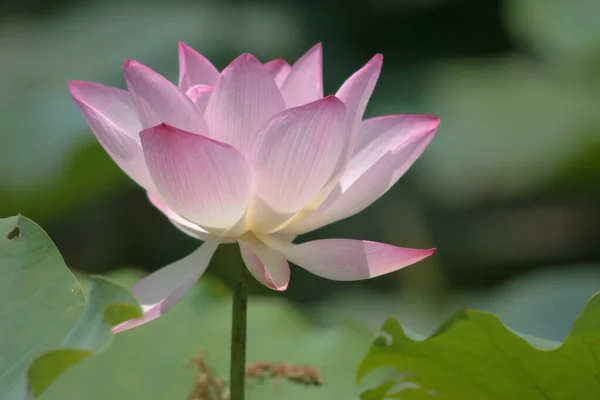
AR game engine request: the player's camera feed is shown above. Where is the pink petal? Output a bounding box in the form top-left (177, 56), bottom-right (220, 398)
top-left (280, 43), bottom-right (323, 108)
top-left (141, 123), bottom-right (252, 231)
top-left (147, 193), bottom-right (210, 240)
top-left (264, 59), bottom-right (292, 87)
top-left (238, 234), bottom-right (290, 291)
top-left (112, 238), bottom-right (220, 333)
top-left (261, 236), bottom-right (434, 281)
top-left (178, 42), bottom-right (219, 92)
top-left (68, 81), bottom-right (142, 144)
top-left (343, 115), bottom-right (440, 187)
top-left (307, 55), bottom-right (384, 208)
top-left (123, 60), bottom-right (208, 134)
top-left (204, 54), bottom-right (285, 155)
top-left (147, 193), bottom-right (237, 243)
top-left (284, 118), bottom-right (437, 234)
top-left (336, 54), bottom-right (383, 134)
top-left (185, 84), bottom-right (213, 112)
top-left (247, 96), bottom-right (346, 232)
top-left (68, 80), bottom-right (155, 192)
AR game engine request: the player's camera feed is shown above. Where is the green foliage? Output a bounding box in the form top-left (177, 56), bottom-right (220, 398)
top-left (505, 0), bottom-right (600, 71)
top-left (0, 216), bottom-right (142, 399)
top-left (357, 292), bottom-right (600, 399)
top-left (0, 143), bottom-right (129, 223)
top-left (0, 216), bottom-right (375, 399)
top-left (414, 56), bottom-right (600, 206)
top-left (42, 268), bottom-right (376, 400)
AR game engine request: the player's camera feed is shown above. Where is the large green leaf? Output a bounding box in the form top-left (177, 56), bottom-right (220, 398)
top-left (357, 292), bottom-right (600, 399)
top-left (41, 268), bottom-right (377, 400)
top-left (0, 216), bottom-right (141, 399)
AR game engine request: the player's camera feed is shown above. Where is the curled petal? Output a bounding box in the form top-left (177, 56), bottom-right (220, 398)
top-left (333, 54), bottom-right (383, 170)
top-left (309, 55), bottom-right (384, 207)
top-left (342, 115), bottom-right (440, 188)
top-left (336, 54), bottom-right (383, 134)
top-left (141, 123), bottom-right (252, 231)
top-left (178, 41), bottom-right (219, 92)
top-left (280, 43), bottom-right (323, 108)
top-left (113, 238), bottom-right (220, 333)
top-left (148, 193), bottom-right (234, 242)
top-left (68, 80), bottom-right (155, 192)
top-left (185, 84), bottom-right (213, 112)
top-left (124, 59), bottom-right (208, 134)
top-left (68, 81), bottom-right (142, 144)
top-left (284, 118), bottom-right (437, 234)
top-left (260, 235), bottom-right (434, 281)
top-left (264, 59), bottom-right (292, 87)
top-left (204, 53), bottom-right (285, 154)
top-left (247, 96), bottom-right (346, 232)
top-left (238, 234), bottom-right (290, 291)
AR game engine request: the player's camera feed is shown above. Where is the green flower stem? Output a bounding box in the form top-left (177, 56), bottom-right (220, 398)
top-left (229, 262), bottom-right (248, 400)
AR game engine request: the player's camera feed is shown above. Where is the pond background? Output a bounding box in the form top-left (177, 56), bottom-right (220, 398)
top-left (1, 0), bottom-right (599, 396)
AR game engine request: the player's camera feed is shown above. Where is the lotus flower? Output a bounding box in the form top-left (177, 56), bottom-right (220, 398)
top-left (68, 43), bottom-right (439, 332)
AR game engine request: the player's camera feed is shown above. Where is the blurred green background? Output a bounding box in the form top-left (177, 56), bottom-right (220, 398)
top-left (1, 0), bottom-right (600, 396)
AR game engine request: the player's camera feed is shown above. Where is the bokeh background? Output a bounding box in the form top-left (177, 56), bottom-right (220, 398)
top-left (1, 0), bottom-right (600, 397)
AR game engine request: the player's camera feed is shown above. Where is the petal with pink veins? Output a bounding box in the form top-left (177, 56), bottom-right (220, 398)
top-left (280, 43), bottom-right (323, 108)
top-left (141, 123), bottom-right (252, 231)
top-left (342, 115), bottom-right (440, 188)
top-left (308, 55), bottom-right (384, 207)
top-left (178, 42), bottom-right (219, 92)
top-left (333, 54), bottom-right (383, 166)
top-left (336, 54), bottom-right (383, 137)
top-left (259, 235), bottom-right (434, 281)
top-left (185, 84), bottom-right (213, 113)
top-left (204, 54), bottom-right (285, 154)
top-left (68, 80), bottom-right (156, 192)
top-left (112, 238), bottom-right (220, 333)
top-left (238, 234), bottom-right (290, 291)
top-left (247, 96), bottom-right (346, 232)
top-left (264, 59), bottom-right (292, 87)
top-left (283, 118), bottom-right (437, 234)
top-left (124, 60), bottom-right (208, 134)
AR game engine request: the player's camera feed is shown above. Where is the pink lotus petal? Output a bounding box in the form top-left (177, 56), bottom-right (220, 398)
top-left (280, 43), bottom-right (323, 108)
top-left (185, 84), bottom-right (213, 112)
top-left (247, 96), bottom-right (346, 232)
top-left (264, 59), bottom-right (292, 87)
top-left (68, 81), bottom-right (142, 144)
top-left (284, 118), bottom-right (437, 234)
top-left (343, 115), bottom-right (440, 187)
top-left (124, 59), bottom-right (208, 135)
top-left (307, 55), bottom-right (384, 208)
top-left (141, 123), bottom-right (252, 230)
top-left (148, 193), bottom-right (238, 243)
top-left (113, 238), bottom-right (220, 333)
top-left (67, 45), bottom-right (441, 335)
top-left (68, 80), bottom-right (155, 192)
top-left (333, 55), bottom-right (383, 168)
top-left (204, 54), bottom-right (285, 155)
top-left (336, 54), bottom-right (383, 134)
top-left (238, 234), bottom-right (290, 291)
top-left (260, 235), bottom-right (434, 281)
top-left (178, 42), bottom-right (219, 92)
top-left (282, 154), bottom-right (394, 234)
